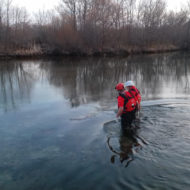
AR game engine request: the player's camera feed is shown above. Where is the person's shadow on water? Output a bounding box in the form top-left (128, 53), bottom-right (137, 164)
top-left (107, 134), bottom-right (140, 167)
top-left (104, 117), bottom-right (147, 167)
top-left (107, 126), bottom-right (147, 168)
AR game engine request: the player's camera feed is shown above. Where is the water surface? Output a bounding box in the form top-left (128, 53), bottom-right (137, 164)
top-left (0, 53), bottom-right (190, 190)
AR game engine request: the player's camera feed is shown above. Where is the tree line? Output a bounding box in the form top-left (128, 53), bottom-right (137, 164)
top-left (0, 0), bottom-right (190, 56)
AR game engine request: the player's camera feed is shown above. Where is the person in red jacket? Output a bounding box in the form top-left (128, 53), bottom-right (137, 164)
top-left (115, 83), bottom-right (137, 131)
top-left (124, 81), bottom-right (141, 111)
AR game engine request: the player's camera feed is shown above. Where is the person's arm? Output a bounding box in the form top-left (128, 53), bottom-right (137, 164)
top-left (138, 102), bottom-right (141, 111)
top-left (117, 96), bottom-right (124, 118)
top-left (116, 107), bottom-right (123, 118)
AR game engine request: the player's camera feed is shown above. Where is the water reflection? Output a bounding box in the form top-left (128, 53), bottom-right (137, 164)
top-left (107, 135), bottom-right (141, 167)
top-left (1, 54), bottom-right (190, 190)
top-left (0, 61), bottom-right (35, 111)
top-left (41, 53), bottom-right (190, 107)
top-left (0, 52), bottom-right (190, 111)
top-left (104, 119), bottom-right (147, 168)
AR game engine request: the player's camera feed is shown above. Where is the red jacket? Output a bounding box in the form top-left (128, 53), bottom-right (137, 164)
top-left (128, 86), bottom-right (141, 105)
top-left (117, 91), bottom-right (136, 113)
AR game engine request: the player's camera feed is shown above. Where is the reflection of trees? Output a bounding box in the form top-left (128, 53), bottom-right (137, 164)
top-left (1, 53), bottom-right (189, 111)
top-left (41, 53), bottom-right (190, 107)
top-left (0, 61), bottom-right (34, 111)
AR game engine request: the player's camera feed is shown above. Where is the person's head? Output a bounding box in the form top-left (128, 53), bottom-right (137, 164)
top-left (115, 83), bottom-right (125, 93)
top-left (124, 81), bottom-right (135, 90)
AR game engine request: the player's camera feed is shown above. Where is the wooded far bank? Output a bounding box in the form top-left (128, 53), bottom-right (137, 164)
top-left (1, 0), bottom-right (190, 57)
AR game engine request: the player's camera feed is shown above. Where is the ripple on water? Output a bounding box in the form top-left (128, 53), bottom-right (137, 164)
top-left (103, 99), bottom-right (190, 190)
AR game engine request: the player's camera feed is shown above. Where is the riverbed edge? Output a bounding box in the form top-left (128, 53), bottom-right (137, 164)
top-left (0, 46), bottom-right (188, 59)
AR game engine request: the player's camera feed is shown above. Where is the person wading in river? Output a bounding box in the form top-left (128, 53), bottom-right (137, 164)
top-left (124, 81), bottom-right (142, 111)
top-left (115, 83), bottom-right (137, 132)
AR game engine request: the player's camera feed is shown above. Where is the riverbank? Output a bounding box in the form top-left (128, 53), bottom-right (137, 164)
top-left (0, 44), bottom-right (186, 59)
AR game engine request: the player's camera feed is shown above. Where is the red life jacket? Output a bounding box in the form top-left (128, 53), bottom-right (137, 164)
top-left (119, 91), bottom-right (137, 112)
top-left (129, 86), bottom-right (141, 104)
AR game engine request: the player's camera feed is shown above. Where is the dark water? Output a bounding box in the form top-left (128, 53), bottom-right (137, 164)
top-left (0, 53), bottom-right (190, 190)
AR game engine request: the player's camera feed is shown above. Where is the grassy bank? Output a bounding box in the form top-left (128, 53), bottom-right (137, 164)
top-left (0, 44), bottom-right (185, 59)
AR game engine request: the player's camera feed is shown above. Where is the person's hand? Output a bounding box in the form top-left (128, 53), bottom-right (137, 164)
top-left (115, 116), bottom-right (120, 123)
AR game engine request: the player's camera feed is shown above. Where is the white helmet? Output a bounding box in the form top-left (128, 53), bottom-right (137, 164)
top-left (124, 80), bottom-right (135, 87)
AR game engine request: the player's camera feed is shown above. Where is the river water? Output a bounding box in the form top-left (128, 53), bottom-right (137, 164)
top-left (0, 53), bottom-right (190, 190)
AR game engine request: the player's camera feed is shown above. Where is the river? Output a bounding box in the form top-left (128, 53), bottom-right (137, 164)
top-left (0, 52), bottom-right (190, 190)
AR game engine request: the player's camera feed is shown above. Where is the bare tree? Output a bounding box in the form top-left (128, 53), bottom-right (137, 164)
top-left (0, 0), bottom-right (189, 55)
top-left (0, 0), bottom-right (5, 45)
top-left (60, 0), bottom-right (78, 31)
top-left (5, 0), bottom-right (12, 50)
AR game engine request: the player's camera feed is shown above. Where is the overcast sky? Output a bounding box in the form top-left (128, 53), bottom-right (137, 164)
top-left (13, 0), bottom-right (188, 13)
top-left (13, 0), bottom-right (60, 12)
